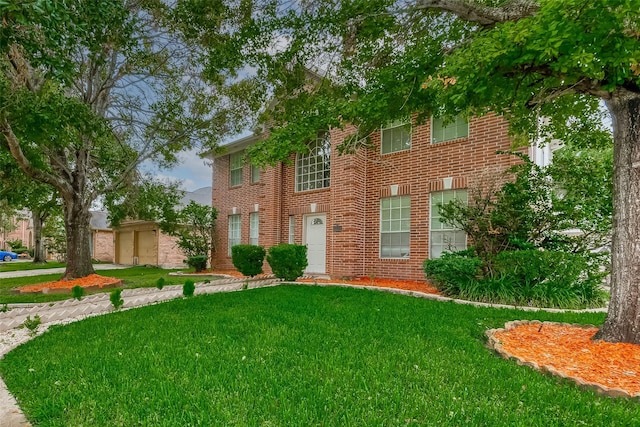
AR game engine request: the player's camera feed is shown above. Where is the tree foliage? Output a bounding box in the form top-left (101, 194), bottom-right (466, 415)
top-left (0, 0), bottom-right (256, 279)
top-left (160, 201), bottom-right (218, 264)
top-left (440, 149), bottom-right (612, 274)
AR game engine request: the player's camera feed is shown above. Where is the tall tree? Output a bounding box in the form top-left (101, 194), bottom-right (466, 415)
top-left (0, 1), bottom-right (256, 279)
top-left (194, 0), bottom-right (638, 343)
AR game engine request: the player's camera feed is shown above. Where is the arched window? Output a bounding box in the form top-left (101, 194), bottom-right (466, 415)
top-left (295, 132), bottom-right (331, 192)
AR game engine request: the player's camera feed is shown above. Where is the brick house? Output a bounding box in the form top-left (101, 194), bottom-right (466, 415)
top-left (210, 114), bottom-right (533, 281)
top-left (114, 187), bottom-right (212, 268)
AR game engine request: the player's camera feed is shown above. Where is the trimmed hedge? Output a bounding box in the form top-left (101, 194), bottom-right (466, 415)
top-left (186, 255), bottom-right (208, 272)
top-left (267, 244), bottom-right (308, 281)
top-left (231, 245), bottom-right (266, 277)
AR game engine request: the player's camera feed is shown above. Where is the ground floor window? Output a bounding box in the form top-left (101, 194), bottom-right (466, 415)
top-left (228, 214), bottom-right (241, 255)
top-left (288, 215), bottom-right (295, 243)
top-left (380, 195), bottom-right (410, 258)
top-left (430, 189), bottom-right (468, 258)
top-left (249, 212), bottom-right (259, 245)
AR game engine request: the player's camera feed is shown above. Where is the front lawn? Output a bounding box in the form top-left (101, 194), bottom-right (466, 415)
top-left (1, 285), bottom-right (637, 426)
top-left (0, 266), bottom-right (210, 304)
top-left (0, 261), bottom-right (67, 273)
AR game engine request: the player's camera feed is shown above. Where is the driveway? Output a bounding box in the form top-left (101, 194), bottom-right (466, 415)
top-left (0, 263), bottom-right (129, 279)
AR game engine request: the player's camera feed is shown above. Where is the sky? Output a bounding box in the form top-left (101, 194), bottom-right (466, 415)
top-left (147, 149), bottom-right (213, 192)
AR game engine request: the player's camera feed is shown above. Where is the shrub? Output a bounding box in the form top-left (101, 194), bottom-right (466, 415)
top-left (156, 277), bottom-right (165, 290)
top-left (423, 251), bottom-right (482, 296)
top-left (71, 285), bottom-right (84, 300)
top-left (493, 250), bottom-right (607, 308)
top-left (231, 245), bottom-right (266, 277)
top-left (186, 255), bottom-right (208, 272)
top-left (110, 289), bottom-right (124, 310)
top-left (183, 279), bottom-right (195, 297)
top-left (267, 244), bottom-right (308, 281)
top-left (22, 315), bottom-right (41, 336)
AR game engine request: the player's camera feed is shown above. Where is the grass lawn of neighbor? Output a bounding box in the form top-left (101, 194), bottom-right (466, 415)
top-left (0, 266), bottom-right (217, 304)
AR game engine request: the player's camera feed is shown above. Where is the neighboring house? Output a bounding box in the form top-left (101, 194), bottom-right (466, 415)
top-left (0, 210), bottom-right (33, 251)
top-left (210, 114), bottom-right (529, 281)
top-left (89, 211), bottom-right (114, 263)
top-left (113, 187), bottom-right (213, 268)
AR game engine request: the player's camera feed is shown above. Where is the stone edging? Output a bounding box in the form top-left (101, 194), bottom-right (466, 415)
top-left (485, 320), bottom-right (637, 399)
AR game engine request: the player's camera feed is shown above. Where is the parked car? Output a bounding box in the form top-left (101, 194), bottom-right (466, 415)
top-left (0, 250), bottom-right (18, 262)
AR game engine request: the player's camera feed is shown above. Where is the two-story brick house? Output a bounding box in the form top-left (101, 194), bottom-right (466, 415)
top-left (210, 114), bottom-right (527, 281)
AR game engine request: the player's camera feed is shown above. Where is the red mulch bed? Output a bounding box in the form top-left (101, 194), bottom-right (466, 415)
top-left (16, 274), bottom-right (122, 294)
top-left (493, 322), bottom-right (640, 397)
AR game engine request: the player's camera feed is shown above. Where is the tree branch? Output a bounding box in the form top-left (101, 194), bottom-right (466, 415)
top-left (416, 0), bottom-right (539, 25)
top-left (0, 118), bottom-right (73, 194)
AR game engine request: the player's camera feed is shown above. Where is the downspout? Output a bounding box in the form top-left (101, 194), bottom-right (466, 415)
top-left (362, 146), bottom-right (367, 277)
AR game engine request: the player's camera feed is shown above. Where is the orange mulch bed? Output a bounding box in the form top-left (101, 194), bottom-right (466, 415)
top-left (493, 322), bottom-right (640, 397)
top-left (16, 274), bottom-right (122, 294)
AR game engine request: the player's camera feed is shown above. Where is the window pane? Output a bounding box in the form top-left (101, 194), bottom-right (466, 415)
top-left (228, 215), bottom-right (241, 255)
top-left (296, 133), bottom-right (331, 192)
top-left (380, 196), bottom-right (410, 258)
top-left (430, 190), bottom-right (468, 258)
top-left (432, 115), bottom-right (468, 143)
top-left (230, 152), bottom-right (243, 186)
top-left (381, 120), bottom-right (411, 154)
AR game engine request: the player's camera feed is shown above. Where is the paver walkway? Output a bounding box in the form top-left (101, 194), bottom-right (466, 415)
top-left (0, 275), bottom-right (280, 427)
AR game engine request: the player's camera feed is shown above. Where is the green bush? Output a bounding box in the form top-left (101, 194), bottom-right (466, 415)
top-left (493, 250), bottom-right (607, 308)
top-left (71, 285), bottom-right (84, 300)
top-left (156, 277), bottom-right (165, 290)
top-left (186, 255), bottom-right (208, 272)
top-left (424, 249), bottom-right (607, 309)
top-left (183, 279), bottom-right (195, 297)
top-left (231, 245), bottom-right (266, 277)
top-left (423, 251), bottom-right (482, 295)
top-left (266, 244), bottom-right (308, 281)
top-left (110, 289), bottom-right (124, 310)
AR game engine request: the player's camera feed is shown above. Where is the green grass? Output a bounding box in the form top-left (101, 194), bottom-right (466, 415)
top-left (1, 285), bottom-right (637, 426)
top-left (0, 266), bottom-right (220, 304)
top-left (0, 261), bottom-right (67, 273)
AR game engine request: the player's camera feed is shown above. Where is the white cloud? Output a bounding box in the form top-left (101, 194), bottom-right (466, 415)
top-left (143, 149), bottom-right (212, 192)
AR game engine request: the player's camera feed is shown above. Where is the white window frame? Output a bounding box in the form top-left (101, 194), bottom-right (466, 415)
top-left (431, 115), bottom-right (469, 144)
top-left (249, 212), bottom-right (259, 245)
top-left (295, 133), bottom-right (331, 192)
top-left (251, 164), bottom-right (261, 183)
top-left (229, 152), bottom-right (243, 187)
top-left (288, 215), bottom-right (295, 244)
top-left (228, 214), bottom-right (241, 255)
top-left (429, 189), bottom-right (468, 258)
top-left (381, 119), bottom-right (411, 154)
top-left (380, 195), bottom-right (411, 259)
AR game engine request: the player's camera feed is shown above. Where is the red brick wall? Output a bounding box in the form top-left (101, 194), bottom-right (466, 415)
top-left (212, 114), bottom-right (523, 281)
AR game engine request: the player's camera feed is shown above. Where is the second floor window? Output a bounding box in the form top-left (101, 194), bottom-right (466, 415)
top-left (230, 152), bottom-right (243, 187)
top-left (432, 115), bottom-right (469, 144)
top-left (251, 164), bottom-right (261, 183)
top-left (381, 119), bottom-right (411, 154)
top-left (296, 132), bottom-right (331, 192)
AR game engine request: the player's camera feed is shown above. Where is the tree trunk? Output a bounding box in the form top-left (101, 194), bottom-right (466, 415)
top-left (31, 210), bottom-right (47, 263)
top-left (61, 193), bottom-right (95, 280)
top-left (594, 91), bottom-right (640, 344)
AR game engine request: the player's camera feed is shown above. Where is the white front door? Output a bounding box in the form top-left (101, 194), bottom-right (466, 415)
top-left (304, 214), bottom-right (327, 274)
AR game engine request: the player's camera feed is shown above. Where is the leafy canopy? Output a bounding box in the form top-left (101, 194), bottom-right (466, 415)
top-left (183, 0), bottom-right (631, 164)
